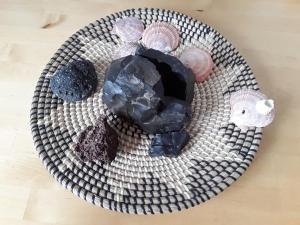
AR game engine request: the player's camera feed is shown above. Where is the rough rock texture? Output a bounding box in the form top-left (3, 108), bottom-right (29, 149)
top-left (149, 130), bottom-right (190, 157)
top-left (50, 59), bottom-right (98, 102)
top-left (74, 117), bottom-right (119, 162)
top-left (102, 47), bottom-right (195, 134)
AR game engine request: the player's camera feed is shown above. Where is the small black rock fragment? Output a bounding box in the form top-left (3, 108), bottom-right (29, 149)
top-left (74, 117), bottom-right (119, 162)
top-left (50, 59), bottom-right (98, 102)
top-left (149, 130), bottom-right (190, 157)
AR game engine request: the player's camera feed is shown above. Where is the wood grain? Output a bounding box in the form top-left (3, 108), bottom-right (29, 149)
top-left (0, 0), bottom-right (299, 224)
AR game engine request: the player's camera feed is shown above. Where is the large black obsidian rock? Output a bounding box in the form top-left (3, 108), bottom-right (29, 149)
top-left (102, 48), bottom-right (195, 134)
top-left (136, 47), bottom-right (195, 104)
top-left (102, 47), bottom-right (195, 156)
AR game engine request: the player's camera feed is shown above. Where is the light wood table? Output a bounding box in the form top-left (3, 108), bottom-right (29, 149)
top-left (0, 0), bottom-right (299, 224)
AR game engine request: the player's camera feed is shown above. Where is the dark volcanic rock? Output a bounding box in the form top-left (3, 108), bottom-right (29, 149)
top-left (102, 47), bottom-right (195, 157)
top-left (50, 59), bottom-right (98, 102)
top-left (74, 117), bottom-right (119, 162)
top-left (149, 130), bottom-right (190, 157)
top-left (102, 48), bottom-right (195, 134)
top-left (141, 97), bottom-right (192, 133)
top-left (136, 48), bottom-right (195, 104)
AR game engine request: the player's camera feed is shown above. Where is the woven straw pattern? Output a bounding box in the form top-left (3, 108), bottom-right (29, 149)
top-left (30, 8), bottom-right (262, 214)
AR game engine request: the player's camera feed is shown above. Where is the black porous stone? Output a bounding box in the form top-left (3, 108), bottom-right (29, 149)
top-left (149, 130), bottom-right (190, 157)
top-left (50, 60), bottom-right (98, 102)
top-left (74, 117), bottom-right (119, 162)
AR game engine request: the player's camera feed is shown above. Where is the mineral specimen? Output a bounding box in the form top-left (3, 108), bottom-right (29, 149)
top-left (102, 47), bottom-right (195, 157)
top-left (149, 130), bottom-right (190, 157)
top-left (142, 22), bottom-right (180, 52)
top-left (74, 116), bottom-right (119, 162)
top-left (230, 89), bottom-right (275, 131)
top-left (112, 17), bottom-right (144, 42)
top-left (179, 47), bottom-right (213, 82)
top-left (102, 47), bottom-right (195, 134)
top-left (137, 47), bottom-right (195, 104)
top-left (50, 59), bottom-right (98, 102)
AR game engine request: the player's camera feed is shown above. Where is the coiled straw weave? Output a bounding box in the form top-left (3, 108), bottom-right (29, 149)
top-left (30, 8), bottom-right (262, 214)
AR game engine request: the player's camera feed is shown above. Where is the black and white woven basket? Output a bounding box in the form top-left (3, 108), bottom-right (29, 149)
top-left (30, 8), bottom-right (262, 214)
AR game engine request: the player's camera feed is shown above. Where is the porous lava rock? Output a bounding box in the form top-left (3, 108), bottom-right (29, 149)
top-left (74, 117), bottom-right (119, 162)
top-left (50, 59), bottom-right (97, 102)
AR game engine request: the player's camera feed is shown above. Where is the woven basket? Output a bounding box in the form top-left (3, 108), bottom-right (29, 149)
top-left (30, 8), bottom-right (262, 214)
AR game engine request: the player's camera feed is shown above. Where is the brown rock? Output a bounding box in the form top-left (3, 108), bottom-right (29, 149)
top-left (74, 117), bottom-right (119, 162)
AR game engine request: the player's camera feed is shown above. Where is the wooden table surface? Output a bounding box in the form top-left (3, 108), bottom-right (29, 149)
top-left (0, 0), bottom-right (299, 224)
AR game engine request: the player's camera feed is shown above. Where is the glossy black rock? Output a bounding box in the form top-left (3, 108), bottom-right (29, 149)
top-left (102, 48), bottom-right (195, 134)
top-left (149, 130), bottom-right (190, 157)
top-left (50, 59), bottom-right (98, 102)
top-left (136, 47), bottom-right (195, 104)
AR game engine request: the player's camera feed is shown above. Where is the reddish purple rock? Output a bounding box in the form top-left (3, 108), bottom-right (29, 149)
top-left (74, 117), bottom-right (119, 162)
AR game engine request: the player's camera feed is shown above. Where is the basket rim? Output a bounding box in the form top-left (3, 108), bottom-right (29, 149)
top-left (30, 7), bottom-right (262, 214)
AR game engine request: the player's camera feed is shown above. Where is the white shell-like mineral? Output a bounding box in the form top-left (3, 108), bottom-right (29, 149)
top-left (230, 89), bottom-right (275, 131)
top-left (112, 42), bottom-right (139, 60)
top-left (179, 47), bottom-right (213, 82)
top-left (112, 17), bottom-right (144, 42)
top-left (256, 99), bottom-right (274, 115)
top-left (142, 22), bottom-right (180, 52)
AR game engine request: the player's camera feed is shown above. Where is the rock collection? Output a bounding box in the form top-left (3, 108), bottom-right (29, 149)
top-left (49, 17), bottom-right (221, 161)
